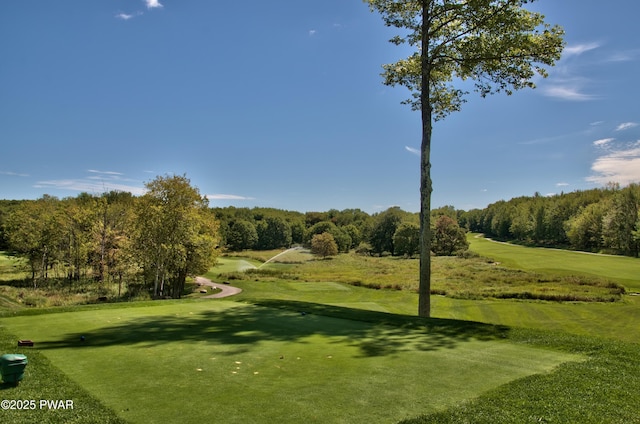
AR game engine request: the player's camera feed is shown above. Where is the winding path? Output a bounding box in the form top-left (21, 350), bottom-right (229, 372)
top-left (195, 276), bottom-right (242, 299)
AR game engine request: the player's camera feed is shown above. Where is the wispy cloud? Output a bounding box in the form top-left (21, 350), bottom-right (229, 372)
top-left (405, 146), bottom-right (420, 156)
top-left (88, 169), bottom-right (124, 176)
top-left (543, 85), bottom-right (596, 101)
top-left (542, 42), bottom-right (602, 101)
top-left (563, 42), bottom-right (601, 58)
top-left (593, 138), bottom-right (615, 147)
top-left (587, 142), bottom-right (640, 186)
top-left (605, 49), bottom-right (640, 62)
top-left (145, 0), bottom-right (163, 9)
top-left (34, 170), bottom-right (144, 195)
top-left (615, 122), bottom-right (638, 131)
top-left (206, 194), bottom-right (254, 201)
top-left (556, 182), bottom-right (570, 187)
top-left (0, 171), bottom-right (29, 177)
top-left (308, 29), bottom-right (317, 36)
top-left (34, 179), bottom-right (145, 195)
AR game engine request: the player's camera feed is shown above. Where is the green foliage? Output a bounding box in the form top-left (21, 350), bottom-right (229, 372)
top-left (305, 221), bottom-right (352, 253)
top-left (466, 184), bottom-right (640, 256)
top-left (225, 220), bottom-right (258, 251)
top-left (432, 215), bottom-right (469, 256)
top-left (368, 207), bottom-right (408, 254)
top-left (393, 222), bottom-right (420, 257)
top-left (256, 216), bottom-right (292, 249)
top-left (310, 232), bottom-right (339, 258)
top-left (365, 0), bottom-right (564, 117)
top-left (134, 175), bottom-right (220, 298)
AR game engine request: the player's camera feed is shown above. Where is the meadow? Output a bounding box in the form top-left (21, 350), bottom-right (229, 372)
top-left (0, 237), bottom-right (639, 423)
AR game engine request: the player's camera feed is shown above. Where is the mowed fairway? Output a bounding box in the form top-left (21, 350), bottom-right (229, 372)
top-left (3, 301), bottom-right (580, 424)
top-left (468, 234), bottom-right (640, 291)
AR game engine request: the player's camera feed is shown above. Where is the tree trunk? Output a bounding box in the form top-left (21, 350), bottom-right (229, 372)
top-left (418, 2), bottom-right (432, 318)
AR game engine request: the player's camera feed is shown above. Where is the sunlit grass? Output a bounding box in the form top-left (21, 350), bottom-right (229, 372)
top-left (468, 234), bottom-right (640, 292)
top-left (3, 301), bottom-right (581, 424)
top-left (214, 252), bottom-right (625, 302)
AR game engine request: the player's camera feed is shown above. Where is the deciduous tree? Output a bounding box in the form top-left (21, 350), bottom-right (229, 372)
top-left (134, 175), bottom-right (220, 298)
top-left (365, 0), bottom-right (564, 316)
top-left (393, 222), bottom-right (420, 257)
top-left (432, 215), bottom-right (468, 255)
top-left (311, 232), bottom-right (339, 258)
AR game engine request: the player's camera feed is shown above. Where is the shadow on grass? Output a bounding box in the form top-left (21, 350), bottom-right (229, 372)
top-left (34, 299), bottom-right (509, 358)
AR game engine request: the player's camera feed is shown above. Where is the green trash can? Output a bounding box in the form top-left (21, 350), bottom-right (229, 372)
top-left (0, 354), bottom-right (28, 384)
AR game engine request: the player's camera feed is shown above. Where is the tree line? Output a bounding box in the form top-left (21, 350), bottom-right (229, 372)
top-left (3, 177), bottom-right (636, 300)
top-left (213, 205), bottom-right (468, 257)
top-left (0, 175), bottom-right (220, 298)
top-left (0, 182), bottom-right (470, 296)
top-left (459, 183), bottom-right (640, 257)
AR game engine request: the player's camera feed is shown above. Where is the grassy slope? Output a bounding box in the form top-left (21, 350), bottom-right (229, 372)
top-left (467, 234), bottom-right (640, 291)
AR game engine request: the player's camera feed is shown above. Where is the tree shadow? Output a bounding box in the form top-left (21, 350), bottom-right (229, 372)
top-left (35, 300), bottom-right (509, 358)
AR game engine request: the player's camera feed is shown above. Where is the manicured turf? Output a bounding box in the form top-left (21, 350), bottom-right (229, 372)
top-left (468, 234), bottom-right (640, 291)
top-left (2, 301), bottom-right (580, 424)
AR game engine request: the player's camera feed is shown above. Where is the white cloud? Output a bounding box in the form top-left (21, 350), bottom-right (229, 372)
top-left (88, 169), bottom-right (124, 176)
top-left (405, 146), bottom-right (420, 156)
top-left (587, 143), bottom-right (640, 186)
top-left (556, 182), bottom-right (569, 187)
top-left (615, 122), bottom-right (638, 131)
top-left (34, 179), bottom-right (145, 195)
top-left (0, 171), bottom-right (29, 177)
top-left (593, 138), bottom-right (615, 147)
top-left (145, 0), bottom-right (163, 9)
top-left (207, 194), bottom-right (254, 201)
top-left (563, 42), bottom-right (601, 57)
top-left (34, 171), bottom-right (144, 195)
top-left (543, 85), bottom-right (595, 101)
top-left (308, 29), bottom-right (317, 36)
top-left (115, 13), bottom-right (135, 20)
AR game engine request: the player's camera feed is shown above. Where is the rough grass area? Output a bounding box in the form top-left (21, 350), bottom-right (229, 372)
top-left (3, 301), bottom-right (580, 424)
top-left (213, 252), bottom-right (625, 302)
top-left (0, 251), bottom-right (28, 282)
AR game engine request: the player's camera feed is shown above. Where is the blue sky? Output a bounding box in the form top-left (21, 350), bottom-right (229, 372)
top-left (1, 0), bottom-right (639, 213)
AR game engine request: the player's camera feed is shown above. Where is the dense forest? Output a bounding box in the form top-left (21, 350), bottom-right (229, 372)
top-left (459, 183), bottom-right (640, 257)
top-left (1, 180), bottom-right (638, 298)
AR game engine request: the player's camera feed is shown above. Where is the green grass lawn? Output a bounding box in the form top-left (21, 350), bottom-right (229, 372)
top-left (2, 301), bottom-right (580, 424)
top-left (468, 234), bottom-right (640, 292)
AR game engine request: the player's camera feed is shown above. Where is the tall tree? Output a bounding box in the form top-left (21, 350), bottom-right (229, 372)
top-left (134, 175), bottom-right (220, 298)
top-left (365, 0), bottom-right (564, 316)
